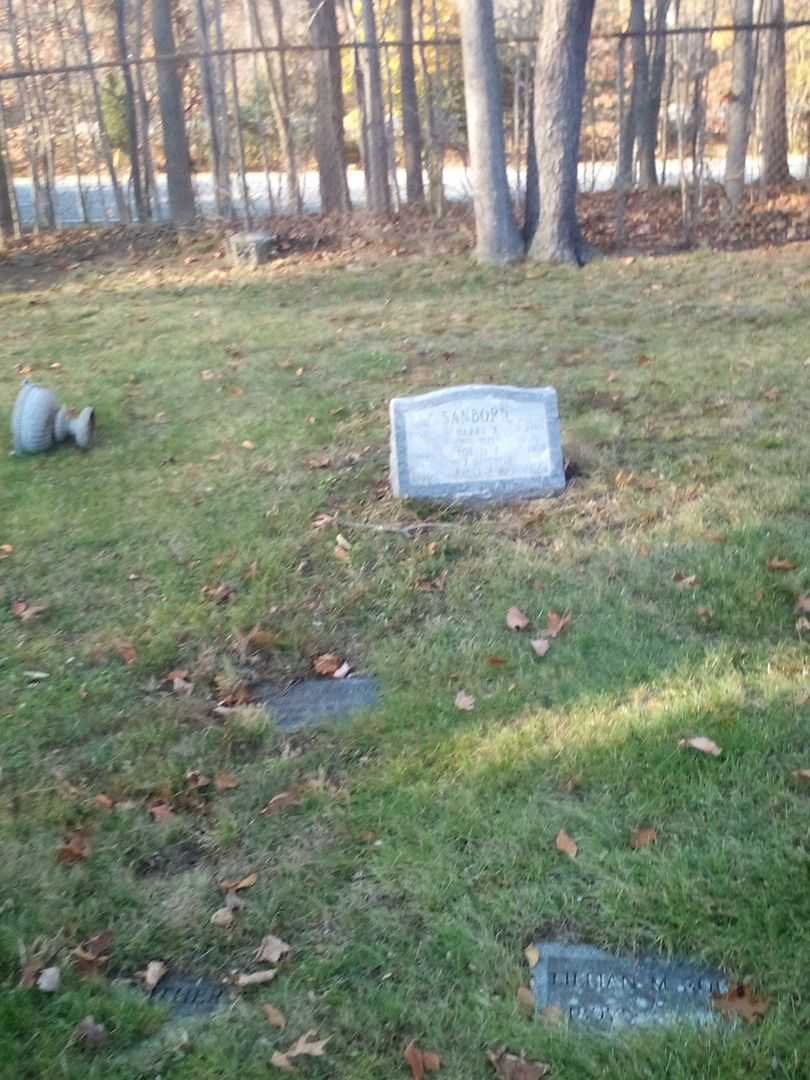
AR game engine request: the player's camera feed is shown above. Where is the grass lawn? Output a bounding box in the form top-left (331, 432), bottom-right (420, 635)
top-left (1, 233), bottom-right (809, 1079)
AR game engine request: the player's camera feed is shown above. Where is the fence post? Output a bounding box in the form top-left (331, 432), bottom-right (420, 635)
top-left (615, 34), bottom-right (626, 251)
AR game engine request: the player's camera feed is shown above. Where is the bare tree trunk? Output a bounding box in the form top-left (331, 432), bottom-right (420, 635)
top-left (0, 141), bottom-right (13, 243)
top-left (114, 0), bottom-right (146, 221)
top-left (229, 53), bottom-right (251, 225)
top-left (133, 0), bottom-right (159, 218)
top-left (52, 0), bottom-right (89, 224)
top-left (356, 0), bottom-right (391, 212)
top-left (418, 0), bottom-right (445, 216)
top-left (459, 0), bottom-right (522, 263)
top-left (269, 0), bottom-right (301, 212)
top-left (6, 0), bottom-right (46, 229)
top-left (19, 0), bottom-right (57, 226)
top-left (76, 0), bottom-right (129, 221)
top-left (646, 0), bottom-right (671, 179)
top-left (211, 0), bottom-right (233, 214)
top-left (529, 0), bottom-right (596, 264)
top-left (397, 0), bottom-right (424, 203)
top-left (308, 0), bottom-right (350, 214)
top-left (725, 0), bottom-right (755, 205)
top-left (0, 94), bottom-right (19, 236)
top-left (630, 0), bottom-right (656, 189)
top-left (153, 0), bottom-right (196, 223)
top-left (762, 0), bottom-right (790, 184)
top-left (195, 0), bottom-right (229, 217)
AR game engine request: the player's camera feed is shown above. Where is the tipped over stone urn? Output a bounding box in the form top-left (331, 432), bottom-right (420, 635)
top-left (11, 380), bottom-right (95, 455)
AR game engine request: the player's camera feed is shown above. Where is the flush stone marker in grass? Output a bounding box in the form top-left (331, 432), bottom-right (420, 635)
top-left (389, 385), bottom-right (566, 502)
top-left (529, 942), bottom-right (728, 1029)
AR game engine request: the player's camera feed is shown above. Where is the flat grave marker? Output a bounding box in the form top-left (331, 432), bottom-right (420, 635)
top-left (257, 677), bottom-right (379, 732)
top-left (389, 385), bottom-right (566, 503)
top-left (529, 941), bottom-right (728, 1030)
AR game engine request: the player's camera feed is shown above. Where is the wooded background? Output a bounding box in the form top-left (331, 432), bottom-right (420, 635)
top-left (1, 0), bottom-right (809, 246)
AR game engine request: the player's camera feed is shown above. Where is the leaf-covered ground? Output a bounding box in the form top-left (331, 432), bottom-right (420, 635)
top-left (1, 233), bottom-right (809, 1079)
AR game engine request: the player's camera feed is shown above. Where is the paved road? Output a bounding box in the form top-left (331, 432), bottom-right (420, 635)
top-left (10, 156), bottom-right (800, 229)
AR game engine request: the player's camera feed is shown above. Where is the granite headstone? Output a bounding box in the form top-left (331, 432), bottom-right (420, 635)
top-left (529, 941), bottom-right (728, 1029)
top-left (389, 385), bottom-right (565, 503)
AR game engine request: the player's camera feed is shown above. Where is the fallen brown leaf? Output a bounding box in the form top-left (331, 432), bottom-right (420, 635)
top-left (795, 595), bottom-right (810, 614)
top-left (220, 871), bottom-right (257, 893)
top-left (271, 1030), bottom-right (329, 1071)
top-left (540, 1004), bottom-right (564, 1026)
top-left (767, 557), bottom-right (797, 572)
top-left (506, 606), bottom-right (530, 631)
top-left (233, 969), bottom-right (277, 988)
top-left (57, 831), bottom-right (91, 865)
top-left (110, 639), bottom-right (137, 665)
top-left (313, 653), bottom-right (343, 676)
top-left (487, 656), bottom-right (508, 667)
top-left (305, 453), bottom-right (332, 469)
top-left (796, 617), bottom-right (810, 633)
top-left (255, 934), bottom-right (291, 965)
top-left (148, 802), bottom-right (176, 824)
top-left (242, 440), bottom-right (255, 450)
top-left (516, 985), bottom-right (535, 1015)
top-left (530, 638), bottom-right (550, 658)
top-left (333, 660), bottom-right (352, 679)
top-left (71, 931), bottom-right (112, 977)
top-left (545, 609), bottom-right (572, 638)
top-left (404, 1040), bottom-right (442, 1079)
top-left (94, 793), bottom-right (114, 811)
top-left (11, 600), bottom-right (49, 622)
top-left (72, 1016), bottom-right (108, 1049)
top-left (262, 1003), bottom-right (287, 1029)
top-left (673, 572), bottom-right (698, 589)
top-left (312, 512), bottom-right (337, 530)
top-left (334, 544), bottom-right (350, 562)
top-left (791, 768), bottom-right (810, 784)
top-left (711, 982), bottom-right (769, 1024)
top-left (555, 828), bottom-right (577, 858)
top-left (416, 570), bottom-right (448, 594)
top-left (202, 582), bottom-right (234, 604)
top-left (487, 1047), bottom-right (551, 1080)
top-left (455, 689), bottom-right (475, 711)
top-left (524, 945), bottom-right (540, 968)
top-left (630, 827), bottom-right (657, 850)
top-left (261, 788), bottom-right (304, 815)
top-left (696, 606), bottom-right (713, 624)
top-left (162, 669), bottom-right (193, 694)
top-left (184, 769), bottom-right (211, 791)
top-left (0, 543), bottom-right (13, 558)
top-left (678, 736), bottom-right (722, 757)
top-left (214, 772), bottom-right (239, 793)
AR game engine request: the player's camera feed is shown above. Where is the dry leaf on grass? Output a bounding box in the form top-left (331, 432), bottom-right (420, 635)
top-left (202, 582), bottom-right (234, 604)
top-left (36, 966), bottom-right (61, 992)
top-left (271, 1030), bottom-right (329, 1071)
top-left (487, 656), bottom-right (508, 667)
top-left (530, 638), bottom-right (550, 658)
top-left (795, 595), bottom-right (810, 614)
top-left (242, 440), bottom-right (255, 450)
top-left (455, 690), bottom-right (475, 711)
top-left (11, 600), bottom-right (49, 622)
top-left (94, 793), bottom-right (114, 811)
top-left (630, 827), bottom-right (657, 850)
top-left (696, 606), bottom-right (713, 624)
top-left (791, 768), bottom-right (810, 784)
top-left (148, 802), bottom-right (176, 823)
top-left (540, 1004), bottom-right (564, 1026)
top-left (233, 969), bottom-right (277, 988)
top-left (215, 772), bottom-right (239, 793)
top-left (334, 545), bottom-right (351, 562)
top-left (263, 1003), bottom-right (287, 1029)
top-left (767, 557), bottom-right (797, 572)
top-left (416, 570), bottom-right (448, 594)
top-left (255, 934), bottom-right (291, 965)
top-left (555, 828), bottom-right (577, 858)
top-left (673, 572), bottom-right (698, 590)
top-left (506, 606), bottom-right (530, 631)
top-left (19, 959), bottom-right (41, 988)
top-left (220, 871), bottom-right (257, 892)
top-left (312, 512), bottom-right (337, 530)
top-left (313, 653), bottom-right (343, 677)
top-left (161, 670), bottom-right (193, 694)
top-left (261, 789), bottom-right (304, 815)
top-left (711, 983), bottom-right (769, 1024)
top-left (211, 907), bottom-right (236, 929)
top-left (524, 944), bottom-right (540, 968)
top-left (404, 1040), bottom-right (442, 1079)
top-left (516, 985), bottom-right (535, 1014)
top-left (72, 1016), bottom-right (108, 1049)
top-left (111, 639), bottom-right (137, 665)
top-left (71, 931), bottom-right (112, 978)
top-left (333, 660), bottom-right (352, 679)
top-left (57, 831), bottom-right (91, 864)
top-left (184, 769), bottom-right (211, 791)
top-left (141, 960), bottom-right (168, 992)
top-left (0, 544), bottom-right (13, 558)
top-left (796, 617), bottom-right (810, 633)
top-left (487, 1047), bottom-right (551, 1080)
top-left (678, 736), bottom-right (722, 757)
top-left (545, 610), bottom-right (572, 638)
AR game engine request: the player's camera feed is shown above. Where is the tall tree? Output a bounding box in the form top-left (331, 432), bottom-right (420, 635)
top-left (194, 0), bottom-right (231, 218)
top-left (355, 0), bottom-right (391, 212)
top-left (459, 0), bottom-right (522, 263)
top-left (618, 0), bottom-right (668, 190)
top-left (762, 0), bottom-right (790, 185)
top-left (0, 143), bottom-right (13, 243)
top-left (529, 0), bottom-right (595, 264)
top-left (113, 0), bottom-right (145, 221)
top-left (308, 0), bottom-right (351, 213)
top-left (724, 0), bottom-right (755, 206)
top-left (152, 0), bottom-right (196, 223)
top-left (397, 0), bottom-right (424, 204)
